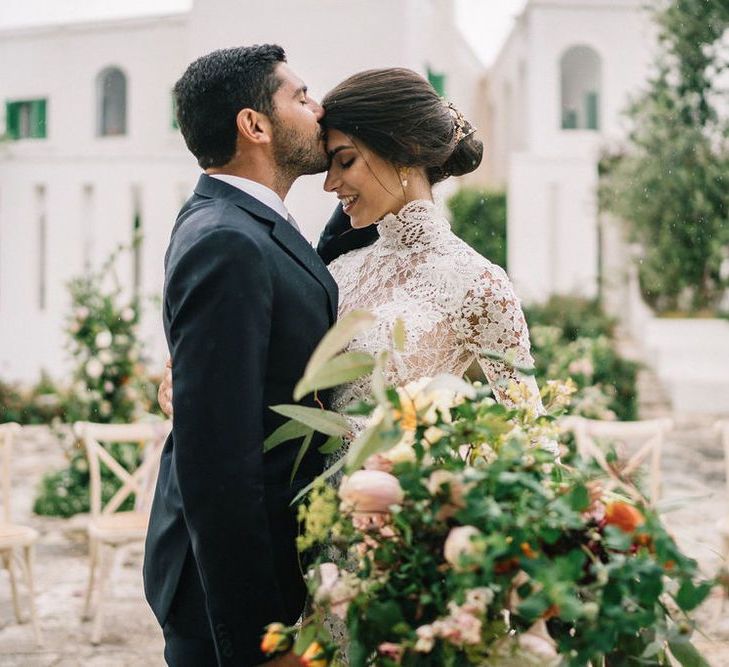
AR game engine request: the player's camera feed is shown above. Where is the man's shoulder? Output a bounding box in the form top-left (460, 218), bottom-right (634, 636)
top-left (168, 198), bottom-right (270, 263)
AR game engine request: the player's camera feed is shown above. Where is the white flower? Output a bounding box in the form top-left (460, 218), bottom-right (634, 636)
top-left (95, 330), bottom-right (113, 349)
top-left (414, 625), bottom-right (435, 653)
top-left (75, 306), bottom-right (90, 320)
top-left (115, 334), bottom-right (129, 346)
top-left (98, 350), bottom-right (114, 365)
top-left (99, 401), bottom-right (112, 417)
top-left (103, 381), bottom-right (114, 393)
top-left (381, 439), bottom-right (416, 465)
top-left (85, 358), bottom-right (104, 379)
top-left (423, 426), bottom-right (445, 444)
top-left (444, 526), bottom-right (484, 570)
top-left (120, 307), bottom-right (135, 322)
top-left (464, 587), bottom-right (494, 614)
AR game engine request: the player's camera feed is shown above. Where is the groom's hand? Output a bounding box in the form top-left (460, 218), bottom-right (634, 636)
top-left (257, 652), bottom-right (302, 666)
top-left (157, 356), bottom-right (173, 417)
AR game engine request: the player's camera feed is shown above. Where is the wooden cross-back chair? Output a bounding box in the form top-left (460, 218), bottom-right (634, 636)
top-left (0, 423), bottom-right (42, 645)
top-left (562, 416), bottom-right (673, 504)
top-left (74, 420), bottom-right (171, 644)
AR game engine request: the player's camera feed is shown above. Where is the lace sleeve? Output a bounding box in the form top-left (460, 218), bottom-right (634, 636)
top-left (458, 264), bottom-right (542, 411)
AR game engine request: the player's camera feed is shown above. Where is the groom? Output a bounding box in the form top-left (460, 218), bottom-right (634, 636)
top-left (144, 45), bottom-right (349, 666)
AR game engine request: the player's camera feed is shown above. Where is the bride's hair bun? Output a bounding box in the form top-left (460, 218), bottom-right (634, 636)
top-left (427, 116), bottom-right (483, 184)
top-left (322, 68), bottom-right (483, 185)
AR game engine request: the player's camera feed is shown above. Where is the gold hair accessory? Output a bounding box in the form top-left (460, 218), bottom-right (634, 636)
top-left (446, 101), bottom-right (477, 143)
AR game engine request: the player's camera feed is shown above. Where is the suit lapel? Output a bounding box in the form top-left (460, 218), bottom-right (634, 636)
top-left (193, 174), bottom-right (338, 323)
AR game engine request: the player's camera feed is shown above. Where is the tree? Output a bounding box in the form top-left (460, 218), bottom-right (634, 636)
top-left (599, 0), bottom-right (729, 313)
top-left (447, 188), bottom-right (507, 269)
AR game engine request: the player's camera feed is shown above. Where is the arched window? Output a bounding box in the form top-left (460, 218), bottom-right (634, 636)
top-left (560, 46), bottom-right (601, 131)
top-left (97, 67), bottom-right (127, 136)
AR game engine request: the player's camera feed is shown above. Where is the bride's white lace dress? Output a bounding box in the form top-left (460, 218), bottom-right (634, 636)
top-left (327, 199), bottom-right (543, 419)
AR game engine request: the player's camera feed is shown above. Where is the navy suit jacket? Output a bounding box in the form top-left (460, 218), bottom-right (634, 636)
top-left (144, 174), bottom-right (341, 665)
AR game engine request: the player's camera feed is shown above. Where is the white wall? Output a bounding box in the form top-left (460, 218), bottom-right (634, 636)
top-left (486, 0), bottom-right (657, 303)
top-left (0, 1), bottom-right (486, 382)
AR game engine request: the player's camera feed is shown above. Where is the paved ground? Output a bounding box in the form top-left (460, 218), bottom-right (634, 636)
top-left (0, 396), bottom-right (727, 665)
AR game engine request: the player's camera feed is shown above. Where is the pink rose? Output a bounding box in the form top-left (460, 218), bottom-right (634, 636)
top-left (377, 642), bottom-right (404, 662)
top-left (339, 470), bottom-right (404, 513)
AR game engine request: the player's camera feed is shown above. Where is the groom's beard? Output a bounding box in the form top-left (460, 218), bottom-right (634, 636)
top-left (271, 117), bottom-right (329, 181)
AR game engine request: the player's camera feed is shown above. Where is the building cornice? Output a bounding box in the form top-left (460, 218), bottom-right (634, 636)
top-left (0, 12), bottom-right (188, 39)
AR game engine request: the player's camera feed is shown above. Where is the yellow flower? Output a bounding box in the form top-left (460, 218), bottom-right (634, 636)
top-left (260, 622), bottom-right (291, 655)
top-left (301, 641), bottom-right (329, 667)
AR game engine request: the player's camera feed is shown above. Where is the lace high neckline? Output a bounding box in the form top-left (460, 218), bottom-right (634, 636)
top-left (376, 199), bottom-right (451, 248)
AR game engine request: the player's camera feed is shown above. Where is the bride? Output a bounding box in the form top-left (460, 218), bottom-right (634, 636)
top-left (160, 67), bottom-right (548, 431)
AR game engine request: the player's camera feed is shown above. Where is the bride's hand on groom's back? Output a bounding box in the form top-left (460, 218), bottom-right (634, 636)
top-left (158, 357), bottom-right (173, 418)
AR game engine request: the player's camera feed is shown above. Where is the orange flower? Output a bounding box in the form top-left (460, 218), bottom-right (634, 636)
top-left (394, 397), bottom-right (418, 431)
top-left (260, 622), bottom-right (291, 655)
top-left (301, 641), bottom-right (329, 667)
top-left (520, 542), bottom-right (538, 559)
top-left (604, 501), bottom-right (644, 533)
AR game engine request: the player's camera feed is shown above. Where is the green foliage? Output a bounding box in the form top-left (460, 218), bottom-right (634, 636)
top-left (0, 373), bottom-right (66, 425)
top-left (32, 437), bottom-right (139, 518)
top-left (598, 0), bottom-right (729, 314)
top-left (32, 244), bottom-right (161, 517)
top-left (447, 188), bottom-right (507, 269)
top-left (525, 297), bottom-right (639, 420)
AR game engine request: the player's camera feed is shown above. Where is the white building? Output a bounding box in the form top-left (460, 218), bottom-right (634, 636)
top-left (0, 0), bottom-right (485, 381)
top-left (484, 0), bottom-right (657, 304)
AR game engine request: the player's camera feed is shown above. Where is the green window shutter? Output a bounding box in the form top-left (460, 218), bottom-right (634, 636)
top-left (427, 66), bottom-right (446, 97)
top-left (562, 108), bottom-right (578, 130)
top-left (585, 92), bottom-right (599, 130)
top-left (32, 99), bottom-right (47, 138)
top-left (5, 102), bottom-right (19, 139)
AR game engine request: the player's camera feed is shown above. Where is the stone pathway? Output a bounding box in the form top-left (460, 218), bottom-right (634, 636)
top-left (0, 408), bottom-right (727, 665)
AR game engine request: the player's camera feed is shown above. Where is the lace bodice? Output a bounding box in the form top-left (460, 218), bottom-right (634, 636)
top-left (328, 200), bottom-right (542, 415)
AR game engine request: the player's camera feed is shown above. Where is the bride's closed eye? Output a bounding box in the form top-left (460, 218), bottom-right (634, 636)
top-left (340, 157), bottom-right (355, 169)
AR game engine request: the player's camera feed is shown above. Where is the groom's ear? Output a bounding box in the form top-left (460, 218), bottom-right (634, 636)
top-left (236, 108), bottom-right (272, 146)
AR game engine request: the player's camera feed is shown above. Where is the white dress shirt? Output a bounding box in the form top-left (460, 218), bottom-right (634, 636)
top-left (209, 173), bottom-right (289, 222)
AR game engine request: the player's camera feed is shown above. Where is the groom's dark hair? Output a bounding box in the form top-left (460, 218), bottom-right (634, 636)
top-left (173, 44), bottom-right (286, 168)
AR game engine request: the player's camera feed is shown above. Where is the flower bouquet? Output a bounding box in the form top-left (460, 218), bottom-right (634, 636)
top-left (262, 312), bottom-right (714, 666)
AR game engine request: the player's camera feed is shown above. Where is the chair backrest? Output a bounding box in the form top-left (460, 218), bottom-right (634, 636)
top-left (0, 423), bottom-right (21, 523)
top-left (562, 416), bottom-right (673, 503)
top-left (73, 420), bottom-right (171, 518)
top-left (716, 419), bottom-right (729, 516)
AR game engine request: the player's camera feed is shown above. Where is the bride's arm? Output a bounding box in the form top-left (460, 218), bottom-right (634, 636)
top-left (459, 265), bottom-right (542, 411)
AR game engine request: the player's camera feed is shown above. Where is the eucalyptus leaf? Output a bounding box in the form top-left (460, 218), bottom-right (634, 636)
top-left (668, 638), bottom-right (710, 667)
top-left (345, 418), bottom-right (395, 472)
top-left (291, 456), bottom-right (347, 505)
top-left (263, 419), bottom-right (312, 452)
top-left (294, 351), bottom-right (375, 401)
top-left (302, 310), bottom-right (376, 381)
top-left (392, 318), bottom-right (406, 352)
top-left (290, 431), bottom-right (313, 483)
top-left (270, 404), bottom-right (349, 436)
top-left (318, 435), bottom-right (343, 455)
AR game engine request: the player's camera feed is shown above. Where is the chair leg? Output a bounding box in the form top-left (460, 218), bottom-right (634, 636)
top-left (91, 543), bottom-right (114, 645)
top-left (2, 549), bottom-right (23, 623)
top-left (19, 545), bottom-right (43, 646)
top-left (82, 538), bottom-right (98, 621)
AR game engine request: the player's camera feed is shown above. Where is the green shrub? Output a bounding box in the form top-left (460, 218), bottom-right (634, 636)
top-left (525, 297), bottom-right (640, 420)
top-left (447, 188), bottom-right (507, 269)
top-left (32, 244), bottom-right (161, 517)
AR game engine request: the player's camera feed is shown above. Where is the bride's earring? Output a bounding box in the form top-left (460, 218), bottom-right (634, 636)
top-left (399, 167), bottom-right (409, 189)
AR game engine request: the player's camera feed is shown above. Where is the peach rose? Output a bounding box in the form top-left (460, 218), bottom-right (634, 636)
top-left (339, 470), bottom-right (404, 513)
top-left (444, 526), bottom-right (484, 570)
